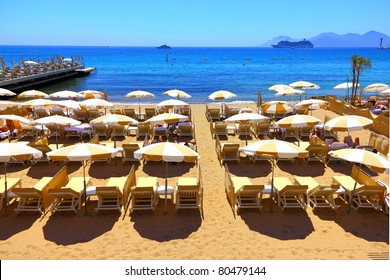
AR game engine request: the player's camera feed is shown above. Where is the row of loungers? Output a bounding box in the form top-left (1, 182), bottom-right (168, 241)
top-left (1, 165), bottom-right (204, 218)
top-left (225, 164), bottom-right (388, 215)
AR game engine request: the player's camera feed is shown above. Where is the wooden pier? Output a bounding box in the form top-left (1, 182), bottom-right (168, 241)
top-left (0, 66), bottom-right (96, 93)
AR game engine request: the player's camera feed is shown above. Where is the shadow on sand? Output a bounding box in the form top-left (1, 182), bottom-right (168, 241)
top-left (0, 213), bottom-right (38, 240)
top-left (129, 203), bottom-right (202, 242)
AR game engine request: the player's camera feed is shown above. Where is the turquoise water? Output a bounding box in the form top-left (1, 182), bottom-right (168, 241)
top-left (1, 46), bottom-right (389, 103)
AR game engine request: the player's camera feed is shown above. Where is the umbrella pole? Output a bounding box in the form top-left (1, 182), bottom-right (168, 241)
top-left (348, 163), bottom-right (361, 214)
top-left (270, 158), bottom-right (275, 213)
top-left (3, 163), bottom-right (8, 216)
top-left (164, 161), bottom-right (168, 215)
top-left (83, 161), bottom-right (88, 216)
top-left (56, 125), bottom-right (59, 149)
top-left (139, 98), bottom-right (141, 116)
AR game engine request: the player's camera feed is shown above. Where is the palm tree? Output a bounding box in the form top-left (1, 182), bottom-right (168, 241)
top-left (350, 55), bottom-right (371, 106)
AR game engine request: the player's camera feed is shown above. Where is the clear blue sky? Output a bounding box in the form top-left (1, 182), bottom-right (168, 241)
top-left (1, 0), bottom-right (389, 46)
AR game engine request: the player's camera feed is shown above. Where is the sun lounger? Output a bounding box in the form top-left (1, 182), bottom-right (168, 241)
top-left (175, 167), bottom-right (203, 217)
top-left (12, 177), bottom-right (53, 213)
top-left (0, 177), bottom-right (22, 211)
top-left (129, 176), bottom-right (158, 213)
top-left (122, 143), bottom-right (142, 163)
top-left (48, 167), bottom-right (92, 214)
top-left (294, 176), bottom-right (339, 209)
top-left (95, 169), bottom-right (133, 212)
top-left (217, 142), bottom-right (240, 164)
top-left (225, 165), bottom-right (264, 214)
top-left (271, 177), bottom-right (308, 210)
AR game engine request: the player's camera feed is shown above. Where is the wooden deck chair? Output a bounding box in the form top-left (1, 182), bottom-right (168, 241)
top-left (178, 123), bottom-right (194, 138)
top-left (129, 176), bottom-right (158, 213)
top-left (236, 123), bottom-right (252, 136)
top-left (294, 176), bottom-right (339, 209)
top-left (300, 126), bottom-right (313, 139)
top-left (73, 109), bottom-right (87, 122)
top-left (136, 123), bottom-right (150, 138)
top-left (208, 108), bottom-right (221, 121)
top-left (175, 166), bottom-right (203, 217)
top-left (34, 108), bottom-right (49, 119)
top-left (152, 126), bottom-right (168, 139)
top-left (214, 122), bottom-right (228, 138)
top-left (144, 107), bottom-right (156, 120)
top-left (110, 124), bottom-right (126, 138)
top-left (49, 107), bottom-right (66, 116)
top-left (45, 124), bottom-right (64, 139)
top-left (122, 143), bottom-right (142, 163)
top-left (254, 122), bottom-right (271, 139)
top-left (0, 177), bottom-right (22, 211)
top-left (281, 127), bottom-right (299, 141)
top-left (12, 177), bottom-right (53, 213)
top-left (320, 115), bottom-right (338, 139)
top-left (305, 144), bottom-right (328, 163)
top-left (122, 108), bottom-right (137, 119)
top-left (48, 168), bottom-right (92, 214)
top-left (217, 143), bottom-right (240, 164)
top-left (92, 124), bottom-right (109, 138)
top-left (19, 123), bottom-right (39, 139)
top-left (224, 164), bottom-right (263, 214)
top-left (95, 171), bottom-right (133, 212)
top-left (87, 109), bottom-right (100, 122)
top-left (109, 108), bottom-right (122, 114)
top-left (272, 177), bottom-right (308, 210)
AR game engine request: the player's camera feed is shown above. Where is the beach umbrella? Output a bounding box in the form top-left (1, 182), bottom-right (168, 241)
top-left (295, 99), bottom-right (329, 110)
top-left (18, 90), bottom-right (49, 99)
top-left (268, 84), bottom-right (294, 92)
top-left (156, 99), bottom-right (189, 112)
top-left (274, 89), bottom-right (305, 97)
top-left (80, 98), bottom-right (114, 114)
top-left (30, 115), bottom-right (81, 148)
top-left (56, 100), bottom-right (81, 110)
top-left (333, 82), bottom-right (361, 90)
top-left (0, 101), bottom-right (21, 107)
top-left (125, 90), bottom-right (155, 114)
top-left (50, 90), bottom-right (84, 99)
top-left (289, 81), bottom-right (320, 89)
top-left (143, 113), bottom-right (189, 126)
top-left (262, 100), bottom-right (289, 105)
top-left (0, 114), bottom-right (31, 125)
top-left (0, 143), bottom-right (42, 215)
top-left (163, 89), bottom-right (192, 100)
top-left (134, 142), bottom-right (200, 214)
top-left (260, 102), bottom-right (294, 116)
top-left (90, 114), bottom-right (138, 148)
top-left (379, 88), bottom-right (390, 96)
top-left (47, 143), bottom-right (118, 215)
top-left (324, 115), bottom-right (373, 135)
top-left (22, 98), bottom-right (58, 107)
top-left (78, 90), bottom-right (105, 99)
top-left (0, 88), bottom-right (16, 97)
top-left (208, 90), bottom-right (237, 113)
top-left (239, 139), bottom-right (308, 212)
top-left (24, 60), bottom-right (38, 65)
top-left (275, 114), bottom-right (321, 128)
top-left (364, 83), bottom-right (389, 93)
top-left (329, 148), bottom-right (389, 212)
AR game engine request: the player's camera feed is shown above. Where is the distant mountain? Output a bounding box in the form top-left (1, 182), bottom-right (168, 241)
top-left (260, 31), bottom-right (390, 48)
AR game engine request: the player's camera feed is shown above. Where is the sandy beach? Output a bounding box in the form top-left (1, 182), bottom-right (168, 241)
top-left (0, 102), bottom-right (388, 261)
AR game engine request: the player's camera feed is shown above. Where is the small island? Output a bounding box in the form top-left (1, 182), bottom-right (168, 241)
top-left (272, 39), bottom-right (313, 49)
top-left (157, 44), bottom-right (171, 49)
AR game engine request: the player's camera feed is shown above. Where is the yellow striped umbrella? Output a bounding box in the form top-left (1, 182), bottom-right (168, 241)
top-left (143, 113), bottom-right (189, 125)
top-left (90, 114), bottom-right (138, 125)
top-left (134, 142), bottom-right (200, 214)
top-left (0, 143), bottom-right (42, 215)
top-left (329, 148), bottom-right (389, 212)
top-left (275, 114), bottom-right (321, 128)
top-left (260, 102), bottom-right (294, 115)
top-left (47, 143), bottom-right (118, 215)
top-left (289, 81), bottom-right (320, 89)
top-left (295, 99), bottom-right (329, 110)
top-left (163, 89), bottom-right (191, 100)
top-left (18, 90), bottom-right (49, 99)
top-left (268, 84), bottom-right (293, 92)
top-left (208, 90), bottom-right (237, 100)
top-left (78, 90), bottom-right (105, 99)
top-left (324, 115), bottom-right (373, 132)
top-left (239, 139), bottom-right (308, 212)
top-left (21, 98), bottom-right (58, 107)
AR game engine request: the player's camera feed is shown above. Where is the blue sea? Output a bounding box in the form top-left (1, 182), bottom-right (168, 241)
top-left (1, 45), bottom-right (389, 103)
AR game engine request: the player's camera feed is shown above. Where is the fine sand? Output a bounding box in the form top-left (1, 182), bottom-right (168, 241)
top-left (0, 103), bottom-right (388, 260)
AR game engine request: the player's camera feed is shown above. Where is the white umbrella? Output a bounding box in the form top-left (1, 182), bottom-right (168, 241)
top-left (134, 142), bottom-right (200, 214)
top-left (275, 114), bottom-right (321, 128)
top-left (333, 82), bottom-right (361, 90)
top-left (0, 114), bottom-right (31, 125)
top-left (324, 115), bottom-right (373, 134)
top-left (268, 84), bottom-right (294, 92)
top-left (80, 98), bottom-right (113, 109)
top-left (156, 99), bottom-right (189, 110)
top-left (289, 81), bottom-right (320, 89)
top-left (364, 83), bottom-right (389, 93)
top-left (50, 90), bottom-right (84, 99)
top-left (30, 115), bottom-right (82, 148)
top-left (163, 89), bottom-right (192, 100)
top-left (0, 101), bottom-right (21, 107)
top-left (47, 143), bottom-right (118, 215)
top-left (143, 113), bottom-right (189, 126)
top-left (125, 90), bottom-right (155, 114)
top-left (78, 90), bottom-right (105, 99)
top-left (274, 89), bottom-right (305, 97)
top-left (22, 98), bottom-right (58, 107)
top-left (0, 88), bottom-right (16, 97)
top-left (379, 88), bottom-right (390, 96)
top-left (56, 100), bottom-right (81, 110)
top-left (208, 90), bottom-right (237, 100)
top-left (0, 143), bottom-right (42, 215)
top-left (18, 90), bottom-right (49, 99)
top-left (239, 139), bottom-right (308, 212)
top-left (24, 60), bottom-right (38, 65)
top-left (295, 99), bottom-right (329, 110)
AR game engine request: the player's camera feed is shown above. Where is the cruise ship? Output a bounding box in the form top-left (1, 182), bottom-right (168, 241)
top-left (272, 39), bottom-right (313, 49)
